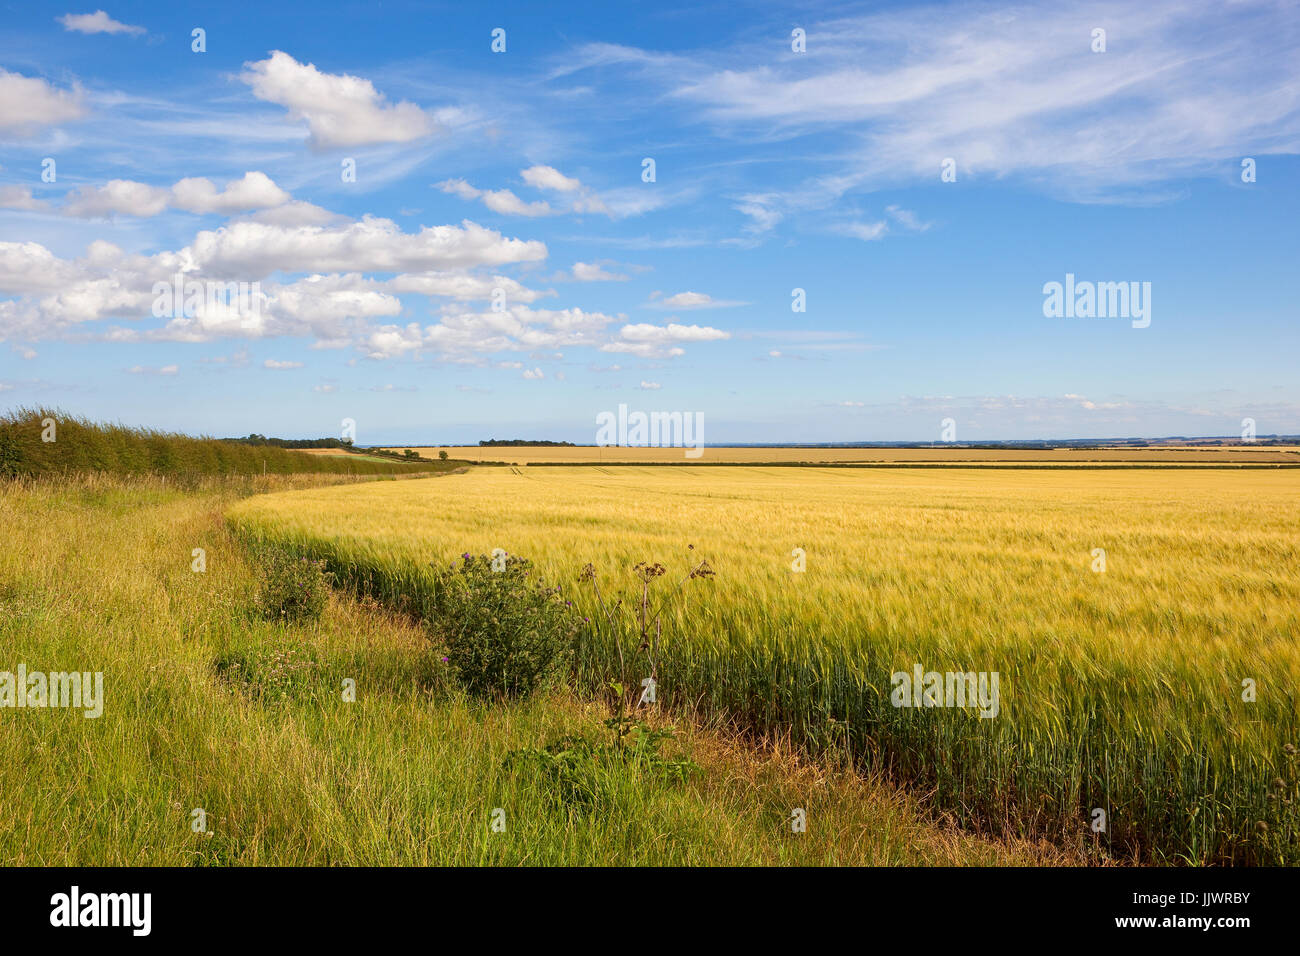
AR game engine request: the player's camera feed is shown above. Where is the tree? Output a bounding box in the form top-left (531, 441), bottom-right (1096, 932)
top-left (438, 450), bottom-right (449, 461)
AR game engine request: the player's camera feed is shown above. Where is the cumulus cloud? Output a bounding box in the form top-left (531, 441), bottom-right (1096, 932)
top-left (651, 291), bottom-right (747, 309)
top-left (239, 200), bottom-right (346, 227)
top-left (171, 172), bottom-right (291, 215)
top-left (61, 172), bottom-right (291, 219)
top-left (520, 165), bottom-right (581, 192)
top-left (569, 261), bottom-right (628, 282)
top-left (441, 166), bottom-right (626, 219)
top-left (263, 359), bottom-right (303, 369)
top-left (59, 180), bottom-right (168, 218)
top-left (57, 10), bottom-right (144, 35)
top-left (388, 271), bottom-right (549, 303)
top-left (240, 51), bottom-right (437, 149)
top-left (0, 69), bottom-right (86, 135)
top-left (0, 187), bottom-right (47, 211)
top-left (603, 321), bottom-right (730, 358)
top-left (435, 179), bottom-right (552, 217)
top-left (182, 217), bottom-right (545, 278)
top-left (0, 229), bottom-right (555, 357)
top-left (359, 304), bottom-right (622, 360)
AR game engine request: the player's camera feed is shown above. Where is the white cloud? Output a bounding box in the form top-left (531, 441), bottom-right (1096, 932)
top-left (61, 171), bottom-right (291, 219)
top-left (171, 172), bottom-right (290, 215)
top-left (240, 200), bottom-right (346, 227)
top-left (618, 322), bottom-right (730, 343)
top-left (240, 51), bottom-right (436, 149)
top-left (436, 179), bottom-right (552, 217)
top-left (668, 0), bottom-right (1300, 202)
top-left (388, 271), bottom-right (548, 303)
top-left (885, 205), bottom-right (930, 232)
top-left (441, 166), bottom-right (645, 220)
top-left (652, 291), bottom-right (747, 310)
top-left (359, 304), bottom-right (622, 360)
top-left (482, 189), bottom-right (551, 217)
top-left (569, 261), bottom-right (627, 282)
top-left (62, 179), bottom-right (171, 218)
top-left (436, 179), bottom-right (480, 201)
top-left (263, 359), bottom-right (303, 369)
top-left (183, 217), bottom-right (546, 278)
top-left (0, 69), bottom-right (86, 135)
top-left (0, 241), bottom-right (98, 294)
top-left (0, 187), bottom-right (47, 211)
top-left (839, 221), bottom-right (888, 241)
top-left (57, 11), bottom-right (144, 35)
top-left (639, 380), bottom-right (662, 390)
top-left (128, 364), bottom-right (178, 375)
top-left (520, 165), bottom-right (581, 192)
top-left (665, 290), bottom-right (717, 308)
top-left (522, 367), bottom-right (544, 379)
top-left (604, 321), bottom-right (730, 358)
top-left (734, 194), bottom-right (784, 233)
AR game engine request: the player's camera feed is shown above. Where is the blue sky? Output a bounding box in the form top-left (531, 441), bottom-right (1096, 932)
top-left (1, 0), bottom-right (1297, 444)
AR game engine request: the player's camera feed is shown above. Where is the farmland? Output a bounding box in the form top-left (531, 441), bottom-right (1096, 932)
top-left (228, 465), bottom-right (1300, 864)
top-left (386, 444), bottom-right (1300, 466)
top-left (0, 471), bottom-right (1064, 866)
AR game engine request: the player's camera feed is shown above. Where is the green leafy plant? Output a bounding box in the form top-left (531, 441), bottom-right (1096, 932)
top-left (255, 551), bottom-right (332, 625)
top-left (504, 681), bottom-right (699, 812)
top-left (436, 552), bottom-right (579, 698)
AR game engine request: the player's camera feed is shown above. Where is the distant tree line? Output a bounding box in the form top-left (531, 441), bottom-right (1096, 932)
top-left (224, 434), bottom-right (354, 449)
top-left (478, 439), bottom-right (575, 447)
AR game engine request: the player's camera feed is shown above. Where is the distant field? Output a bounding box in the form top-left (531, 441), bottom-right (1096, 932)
top-left (229, 465), bottom-right (1300, 863)
top-left (296, 449), bottom-right (428, 465)
top-left (384, 444), bottom-right (1300, 465)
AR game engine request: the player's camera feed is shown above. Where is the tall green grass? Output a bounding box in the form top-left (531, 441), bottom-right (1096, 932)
top-left (0, 473), bottom-right (1061, 866)
top-left (0, 407), bottom-right (455, 479)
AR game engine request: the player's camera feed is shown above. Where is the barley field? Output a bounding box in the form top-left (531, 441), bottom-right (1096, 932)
top-left (388, 444), bottom-right (1300, 465)
top-left (228, 465), bottom-right (1300, 864)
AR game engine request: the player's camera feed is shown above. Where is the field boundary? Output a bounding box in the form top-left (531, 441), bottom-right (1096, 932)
top-left (519, 461), bottom-right (1300, 470)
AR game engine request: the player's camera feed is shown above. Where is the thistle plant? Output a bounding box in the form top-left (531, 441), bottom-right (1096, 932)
top-left (579, 545), bottom-right (714, 713)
